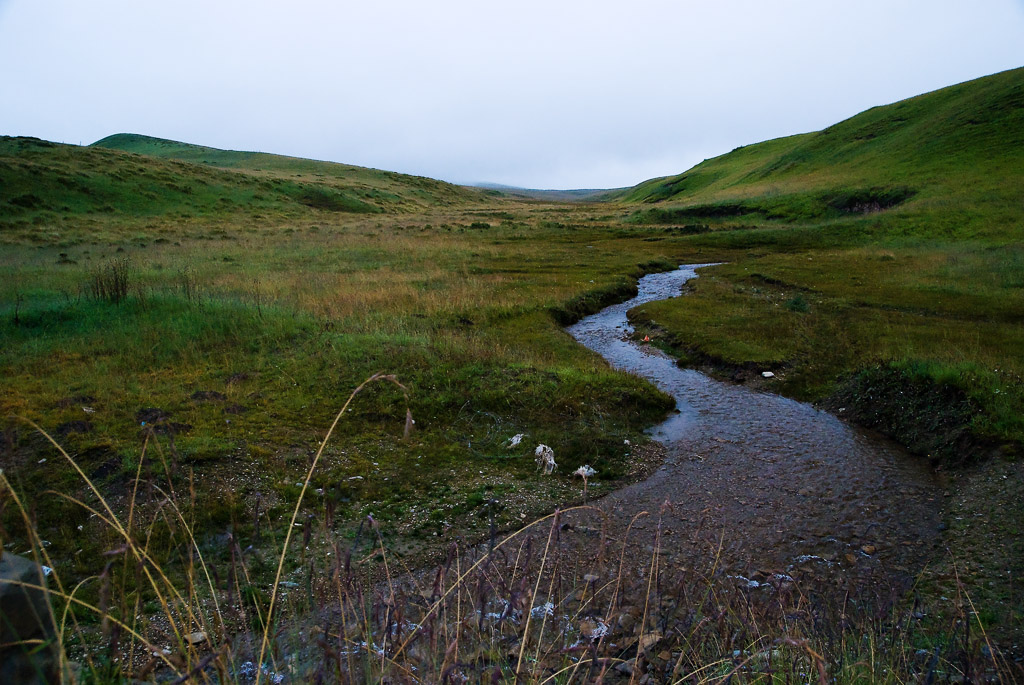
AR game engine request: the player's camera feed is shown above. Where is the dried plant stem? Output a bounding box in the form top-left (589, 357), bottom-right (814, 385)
top-left (516, 509), bottom-right (559, 678)
top-left (255, 372), bottom-right (409, 685)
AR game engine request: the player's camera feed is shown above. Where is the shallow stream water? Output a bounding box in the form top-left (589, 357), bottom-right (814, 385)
top-left (566, 264), bottom-right (942, 581)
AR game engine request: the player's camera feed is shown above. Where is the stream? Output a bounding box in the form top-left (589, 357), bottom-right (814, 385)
top-left (565, 264), bottom-right (942, 584)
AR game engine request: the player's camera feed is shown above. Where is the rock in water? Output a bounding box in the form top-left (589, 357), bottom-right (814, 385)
top-left (0, 552), bottom-right (60, 684)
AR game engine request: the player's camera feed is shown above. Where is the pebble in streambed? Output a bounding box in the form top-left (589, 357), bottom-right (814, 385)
top-left (565, 265), bottom-right (942, 585)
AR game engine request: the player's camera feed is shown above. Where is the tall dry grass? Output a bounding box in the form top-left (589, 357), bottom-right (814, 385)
top-left (1, 376), bottom-right (1018, 683)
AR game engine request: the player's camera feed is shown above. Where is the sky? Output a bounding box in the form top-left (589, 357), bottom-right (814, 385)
top-left (2, 1), bottom-right (1024, 189)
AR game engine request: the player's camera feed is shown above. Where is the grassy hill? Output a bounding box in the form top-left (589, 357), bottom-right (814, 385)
top-left (619, 70), bottom-right (1024, 640)
top-left (473, 182), bottom-right (627, 202)
top-left (625, 66), bottom-right (1024, 241)
top-left (621, 67), bottom-right (1024, 447)
top-left (0, 134), bottom-right (487, 243)
top-left (93, 133), bottom-right (479, 207)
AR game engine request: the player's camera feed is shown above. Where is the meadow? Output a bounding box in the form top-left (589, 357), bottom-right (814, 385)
top-left (2, 66), bottom-right (1023, 682)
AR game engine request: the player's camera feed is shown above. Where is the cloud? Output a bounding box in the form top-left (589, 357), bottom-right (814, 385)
top-left (2, 0), bottom-right (1023, 188)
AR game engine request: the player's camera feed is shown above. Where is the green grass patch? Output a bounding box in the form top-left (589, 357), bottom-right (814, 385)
top-left (631, 247), bottom-right (1024, 452)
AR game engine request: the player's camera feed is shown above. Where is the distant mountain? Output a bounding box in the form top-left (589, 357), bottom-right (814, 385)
top-left (623, 66), bottom-right (1024, 239)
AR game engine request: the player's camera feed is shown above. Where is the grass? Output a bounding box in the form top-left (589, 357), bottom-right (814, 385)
top-left (630, 247), bottom-right (1024, 438)
top-left (624, 67), bottom-right (1024, 242)
top-left (615, 67), bottom-right (1024, 457)
top-left (3, 391), bottom-right (1019, 683)
top-left (2, 65), bottom-right (1024, 680)
top-left (0, 177), bottom-right (695, 600)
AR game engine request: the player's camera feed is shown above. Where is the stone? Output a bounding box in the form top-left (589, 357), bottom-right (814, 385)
top-left (638, 631), bottom-right (662, 651)
top-left (0, 552), bottom-right (60, 684)
top-left (614, 659), bottom-right (635, 675)
top-left (187, 630), bottom-right (207, 645)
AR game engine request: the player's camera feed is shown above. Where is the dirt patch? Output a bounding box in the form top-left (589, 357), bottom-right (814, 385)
top-left (136, 407), bottom-right (169, 424)
top-left (190, 390), bottom-right (227, 402)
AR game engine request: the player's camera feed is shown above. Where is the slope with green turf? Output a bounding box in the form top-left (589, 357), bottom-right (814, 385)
top-left (626, 66), bottom-right (1024, 240)
top-left (0, 134), bottom-right (488, 244)
top-left (92, 133), bottom-right (480, 208)
top-left (620, 66), bottom-right (1024, 454)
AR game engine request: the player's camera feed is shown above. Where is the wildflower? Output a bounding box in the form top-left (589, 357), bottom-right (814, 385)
top-left (531, 602), bottom-right (555, 618)
top-left (573, 465), bottom-right (597, 479)
top-left (574, 464), bottom-right (596, 498)
top-left (535, 444), bottom-right (556, 474)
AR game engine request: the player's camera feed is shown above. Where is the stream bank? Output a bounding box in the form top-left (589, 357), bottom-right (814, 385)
top-left (565, 264), bottom-right (943, 587)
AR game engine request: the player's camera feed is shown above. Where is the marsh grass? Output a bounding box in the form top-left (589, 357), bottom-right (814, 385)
top-left (87, 258), bottom-right (132, 305)
top-left (1, 388), bottom-right (1017, 683)
top-left (631, 248), bottom-right (1024, 445)
top-left (0, 209), bottom-right (686, 587)
top-left (4, 69), bottom-right (1024, 679)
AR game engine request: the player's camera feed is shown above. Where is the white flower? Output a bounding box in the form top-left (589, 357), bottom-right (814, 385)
top-left (588, 619), bottom-right (610, 639)
top-left (573, 465), bottom-right (597, 479)
top-left (507, 433), bottom-right (525, 448)
top-left (535, 444), bottom-right (556, 474)
top-left (531, 602), bottom-right (555, 618)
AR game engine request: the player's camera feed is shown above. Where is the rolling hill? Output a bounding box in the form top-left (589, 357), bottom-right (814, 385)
top-left (0, 134), bottom-right (488, 242)
top-left (92, 133), bottom-right (480, 208)
top-left (624, 66), bottom-right (1024, 240)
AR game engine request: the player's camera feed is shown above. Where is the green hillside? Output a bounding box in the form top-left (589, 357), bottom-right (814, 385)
top-left (92, 132), bottom-right (478, 207)
top-left (625, 67), bottom-right (1024, 240)
top-left (0, 134), bottom-right (486, 243)
top-left (621, 67), bottom-right (1024, 448)
top-left (620, 71), bottom-right (1024, 639)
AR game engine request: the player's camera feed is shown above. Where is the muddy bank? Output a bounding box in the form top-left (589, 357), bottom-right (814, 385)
top-left (549, 258), bottom-right (679, 326)
top-left (565, 264), bottom-right (943, 586)
top-left (821, 362), bottom-right (1014, 466)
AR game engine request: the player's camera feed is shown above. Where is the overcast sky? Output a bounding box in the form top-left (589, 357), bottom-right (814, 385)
top-left (2, 1), bottom-right (1023, 189)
